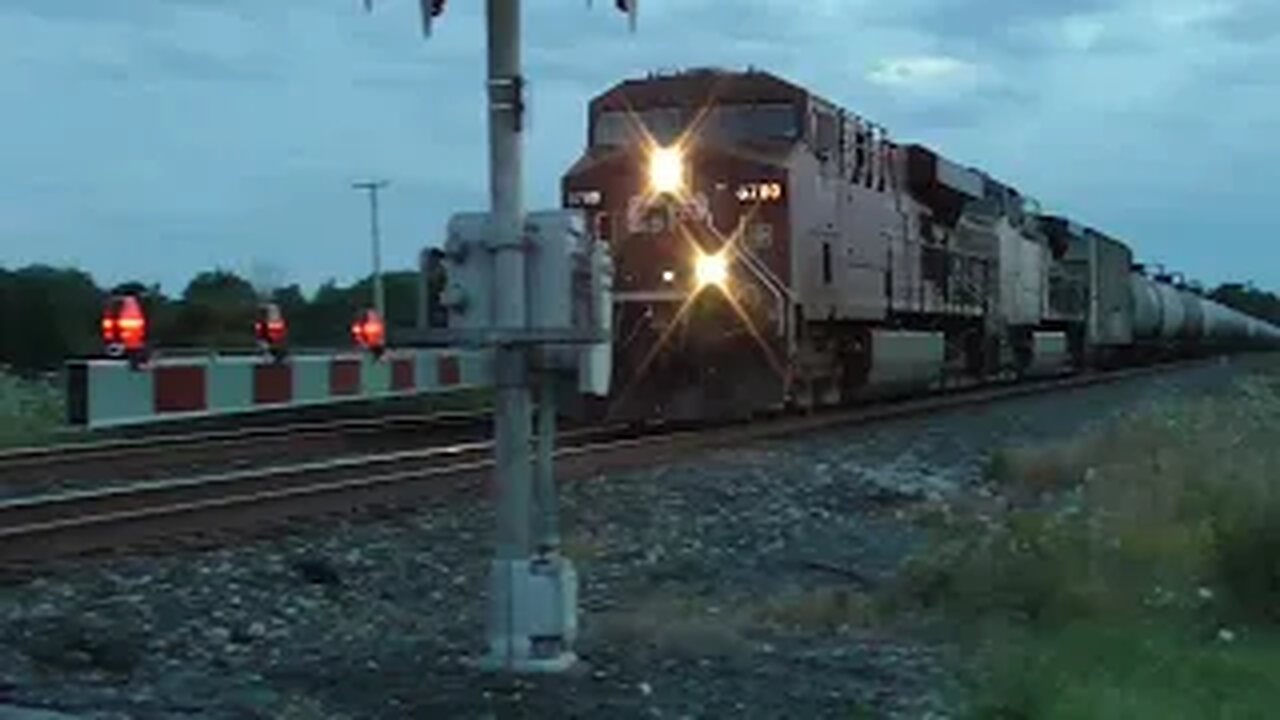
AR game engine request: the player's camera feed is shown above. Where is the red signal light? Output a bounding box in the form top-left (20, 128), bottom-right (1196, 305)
top-left (255, 303), bottom-right (288, 346)
top-left (102, 295), bottom-right (147, 356)
top-left (352, 309), bottom-right (386, 353)
top-left (255, 302), bottom-right (289, 360)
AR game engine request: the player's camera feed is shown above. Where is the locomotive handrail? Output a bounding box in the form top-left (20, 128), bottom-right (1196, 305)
top-left (728, 218), bottom-right (796, 339)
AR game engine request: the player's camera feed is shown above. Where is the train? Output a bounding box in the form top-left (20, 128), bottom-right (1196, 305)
top-left (424, 67), bottom-right (1280, 423)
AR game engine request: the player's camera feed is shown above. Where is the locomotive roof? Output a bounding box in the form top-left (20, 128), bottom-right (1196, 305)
top-left (590, 67), bottom-right (809, 114)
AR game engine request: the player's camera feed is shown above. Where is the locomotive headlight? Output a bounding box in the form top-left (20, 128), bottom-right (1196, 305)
top-left (694, 251), bottom-right (728, 289)
top-left (648, 145), bottom-right (684, 195)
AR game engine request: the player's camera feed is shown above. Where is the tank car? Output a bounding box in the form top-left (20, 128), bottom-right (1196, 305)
top-left (1049, 214), bottom-right (1280, 362)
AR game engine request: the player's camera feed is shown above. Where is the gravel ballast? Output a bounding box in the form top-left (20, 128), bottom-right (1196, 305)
top-left (0, 359), bottom-right (1252, 719)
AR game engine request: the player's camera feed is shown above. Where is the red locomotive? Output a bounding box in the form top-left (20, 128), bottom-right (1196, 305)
top-left (556, 67), bottom-right (1280, 422)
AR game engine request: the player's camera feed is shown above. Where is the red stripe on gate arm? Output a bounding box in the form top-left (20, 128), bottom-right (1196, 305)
top-left (154, 366), bottom-right (207, 413)
top-left (253, 363), bottom-right (292, 405)
top-left (391, 357), bottom-right (415, 391)
top-left (437, 354), bottom-right (461, 386)
top-left (330, 358), bottom-right (361, 396)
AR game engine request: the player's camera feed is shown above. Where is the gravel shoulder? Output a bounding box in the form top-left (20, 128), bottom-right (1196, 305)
top-left (0, 359), bottom-right (1252, 719)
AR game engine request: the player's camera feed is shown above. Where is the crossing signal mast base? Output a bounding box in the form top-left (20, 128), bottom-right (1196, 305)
top-left (476, 555), bottom-right (580, 673)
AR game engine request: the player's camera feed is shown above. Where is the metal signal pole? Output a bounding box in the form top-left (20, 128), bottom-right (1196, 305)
top-left (359, 0), bottom-right (636, 675)
top-left (482, 0), bottom-right (540, 670)
top-left (352, 179), bottom-right (390, 321)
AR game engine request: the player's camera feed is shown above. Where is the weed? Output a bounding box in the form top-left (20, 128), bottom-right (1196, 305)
top-left (896, 362), bottom-right (1280, 715)
top-left (0, 369), bottom-right (63, 447)
top-left (750, 585), bottom-right (881, 632)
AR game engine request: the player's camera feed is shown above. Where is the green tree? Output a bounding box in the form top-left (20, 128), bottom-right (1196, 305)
top-left (174, 269), bottom-right (258, 348)
top-left (348, 271), bottom-right (421, 331)
top-left (292, 279), bottom-right (358, 348)
top-left (0, 265), bottom-right (103, 373)
top-left (1210, 283), bottom-right (1280, 325)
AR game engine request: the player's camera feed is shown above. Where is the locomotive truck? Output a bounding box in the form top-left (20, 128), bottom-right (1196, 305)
top-left (425, 67), bottom-right (1280, 423)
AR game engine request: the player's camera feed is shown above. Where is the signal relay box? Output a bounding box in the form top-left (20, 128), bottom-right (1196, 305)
top-left (435, 208), bottom-right (613, 397)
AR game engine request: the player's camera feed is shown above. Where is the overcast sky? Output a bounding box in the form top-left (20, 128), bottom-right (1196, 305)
top-left (2, 0), bottom-right (1277, 294)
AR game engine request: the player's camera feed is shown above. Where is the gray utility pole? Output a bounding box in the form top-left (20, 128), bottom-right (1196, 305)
top-left (352, 179), bottom-right (390, 320)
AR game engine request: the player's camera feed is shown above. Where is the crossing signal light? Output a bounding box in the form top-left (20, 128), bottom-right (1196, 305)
top-left (102, 294), bottom-right (148, 360)
top-left (353, 308), bottom-right (387, 356)
top-left (420, 0), bottom-right (445, 36)
top-left (254, 302), bottom-right (289, 360)
top-left (615, 0), bottom-right (637, 30)
top-left (361, 0), bottom-right (444, 37)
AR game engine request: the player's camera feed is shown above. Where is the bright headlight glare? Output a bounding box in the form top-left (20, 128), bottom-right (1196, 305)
top-left (695, 252), bottom-right (728, 288)
top-left (649, 145), bottom-right (684, 195)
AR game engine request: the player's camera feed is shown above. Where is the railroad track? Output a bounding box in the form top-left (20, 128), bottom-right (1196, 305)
top-left (0, 408), bottom-right (496, 491)
top-left (0, 359), bottom-right (1214, 567)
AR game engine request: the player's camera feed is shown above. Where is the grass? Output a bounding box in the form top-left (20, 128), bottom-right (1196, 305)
top-left (413, 386), bottom-right (493, 415)
top-left (0, 369), bottom-right (64, 448)
top-left (964, 622), bottom-right (1280, 720)
top-left (890, 359), bottom-right (1280, 717)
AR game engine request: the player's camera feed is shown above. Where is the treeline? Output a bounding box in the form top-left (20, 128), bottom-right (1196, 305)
top-left (2, 264), bottom-right (1280, 376)
top-left (0, 265), bottom-right (423, 375)
top-left (1208, 283), bottom-right (1280, 325)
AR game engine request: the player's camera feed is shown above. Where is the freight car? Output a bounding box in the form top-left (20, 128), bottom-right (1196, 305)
top-left (425, 67), bottom-right (1280, 423)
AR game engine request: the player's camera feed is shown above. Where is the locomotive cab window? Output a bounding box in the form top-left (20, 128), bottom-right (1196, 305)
top-left (592, 103), bottom-right (799, 148)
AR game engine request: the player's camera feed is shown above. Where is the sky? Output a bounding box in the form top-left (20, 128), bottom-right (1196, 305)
top-left (1, 0), bottom-right (1277, 295)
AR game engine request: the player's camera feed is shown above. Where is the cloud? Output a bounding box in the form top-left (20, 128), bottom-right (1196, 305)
top-left (0, 0), bottom-right (1278, 294)
top-left (1153, 0), bottom-right (1237, 30)
top-left (867, 55), bottom-right (982, 92)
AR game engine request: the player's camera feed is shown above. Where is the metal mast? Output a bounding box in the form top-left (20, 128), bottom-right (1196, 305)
top-left (352, 179), bottom-right (390, 321)
top-left (360, 0), bottom-right (637, 675)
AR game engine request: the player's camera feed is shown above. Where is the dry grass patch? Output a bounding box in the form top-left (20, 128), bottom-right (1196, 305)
top-left (591, 594), bottom-right (752, 658)
top-left (559, 530), bottom-right (608, 565)
top-left (749, 585), bottom-right (882, 633)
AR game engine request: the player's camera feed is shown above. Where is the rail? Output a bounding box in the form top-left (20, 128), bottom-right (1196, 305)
top-left (0, 408), bottom-right (496, 492)
top-left (0, 357), bottom-right (1214, 567)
